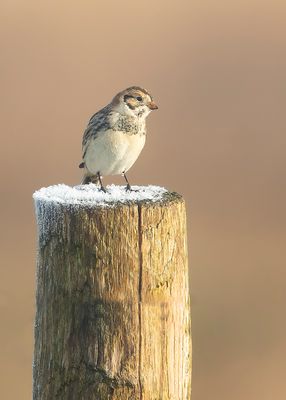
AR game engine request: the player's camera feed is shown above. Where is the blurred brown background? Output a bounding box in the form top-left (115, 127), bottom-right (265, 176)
top-left (1, 0), bottom-right (286, 399)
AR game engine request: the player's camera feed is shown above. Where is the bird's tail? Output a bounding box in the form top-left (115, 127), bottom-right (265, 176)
top-left (79, 161), bottom-right (100, 185)
top-left (81, 173), bottom-right (100, 185)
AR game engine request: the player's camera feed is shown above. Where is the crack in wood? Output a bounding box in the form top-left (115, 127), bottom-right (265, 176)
top-left (138, 204), bottom-right (143, 400)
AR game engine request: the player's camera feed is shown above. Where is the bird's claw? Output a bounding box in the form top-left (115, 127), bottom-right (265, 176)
top-left (125, 184), bottom-right (138, 192)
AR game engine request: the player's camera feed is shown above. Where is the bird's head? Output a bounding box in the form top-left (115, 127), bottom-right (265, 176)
top-left (111, 86), bottom-right (158, 118)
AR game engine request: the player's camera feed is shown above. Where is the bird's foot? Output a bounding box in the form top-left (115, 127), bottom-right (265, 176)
top-left (99, 185), bottom-right (107, 193)
top-left (125, 184), bottom-right (138, 192)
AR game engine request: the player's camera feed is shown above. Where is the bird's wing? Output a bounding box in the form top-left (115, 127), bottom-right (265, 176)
top-left (81, 105), bottom-right (112, 161)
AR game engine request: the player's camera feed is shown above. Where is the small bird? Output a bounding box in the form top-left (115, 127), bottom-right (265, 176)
top-left (79, 86), bottom-right (158, 191)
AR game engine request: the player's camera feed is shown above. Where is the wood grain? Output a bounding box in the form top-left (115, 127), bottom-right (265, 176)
top-left (33, 192), bottom-right (191, 399)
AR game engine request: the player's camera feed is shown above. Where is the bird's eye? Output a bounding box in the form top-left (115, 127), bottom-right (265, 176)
top-left (136, 96), bottom-right (142, 101)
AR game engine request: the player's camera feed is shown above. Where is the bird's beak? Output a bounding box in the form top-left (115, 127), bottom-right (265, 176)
top-left (148, 101), bottom-right (158, 110)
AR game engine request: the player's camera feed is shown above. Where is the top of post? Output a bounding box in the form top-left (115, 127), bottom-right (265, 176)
top-left (33, 184), bottom-right (182, 208)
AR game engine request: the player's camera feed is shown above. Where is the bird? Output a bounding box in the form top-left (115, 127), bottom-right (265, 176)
top-left (79, 86), bottom-right (158, 191)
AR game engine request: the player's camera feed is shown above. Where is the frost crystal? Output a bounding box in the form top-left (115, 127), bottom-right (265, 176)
top-left (33, 184), bottom-right (168, 207)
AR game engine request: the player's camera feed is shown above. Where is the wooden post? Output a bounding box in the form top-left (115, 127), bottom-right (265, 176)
top-left (33, 185), bottom-right (191, 400)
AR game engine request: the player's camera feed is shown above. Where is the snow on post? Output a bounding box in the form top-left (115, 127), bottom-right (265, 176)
top-left (33, 184), bottom-right (192, 400)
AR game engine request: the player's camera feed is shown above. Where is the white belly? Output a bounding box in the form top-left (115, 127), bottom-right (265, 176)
top-left (84, 130), bottom-right (146, 176)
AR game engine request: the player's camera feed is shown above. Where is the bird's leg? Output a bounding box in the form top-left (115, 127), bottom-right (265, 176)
top-left (122, 172), bottom-right (132, 191)
top-left (123, 172), bottom-right (139, 192)
top-left (97, 172), bottom-right (107, 193)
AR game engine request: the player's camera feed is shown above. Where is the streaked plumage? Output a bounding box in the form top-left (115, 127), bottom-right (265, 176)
top-left (80, 86), bottom-right (158, 191)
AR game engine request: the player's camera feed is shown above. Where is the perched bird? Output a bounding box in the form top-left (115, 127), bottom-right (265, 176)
top-left (79, 86), bottom-right (158, 191)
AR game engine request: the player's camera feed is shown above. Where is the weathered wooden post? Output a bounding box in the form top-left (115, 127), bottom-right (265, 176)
top-left (33, 184), bottom-right (191, 400)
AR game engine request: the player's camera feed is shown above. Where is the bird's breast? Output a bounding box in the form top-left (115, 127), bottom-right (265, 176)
top-left (84, 130), bottom-right (146, 176)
